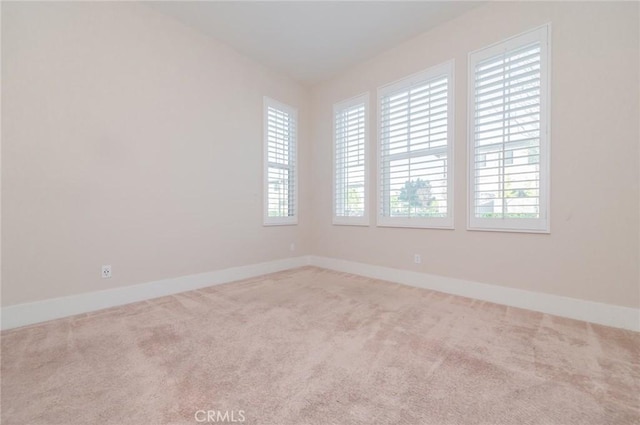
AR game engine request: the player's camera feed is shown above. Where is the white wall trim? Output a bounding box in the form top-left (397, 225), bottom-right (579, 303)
top-left (3, 255), bottom-right (637, 332)
top-left (1, 256), bottom-right (312, 331)
top-left (309, 256), bottom-right (640, 332)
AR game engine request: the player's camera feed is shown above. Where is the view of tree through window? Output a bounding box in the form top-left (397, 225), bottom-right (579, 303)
top-left (378, 62), bottom-right (453, 228)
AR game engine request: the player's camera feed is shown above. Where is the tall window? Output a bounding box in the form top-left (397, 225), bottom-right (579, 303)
top-left (264, 97), bottom-right (297, 225)
top-left (334, 94), bottom-right (369, 225)
top-left (468, 25), bottom-right (550, 233)
top-left (378, 61), bottom-right (454, 229)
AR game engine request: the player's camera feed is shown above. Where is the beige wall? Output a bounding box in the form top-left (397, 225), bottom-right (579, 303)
top-left (2, 2), bottom-right (638, 310)
top-left (1, 2), bottom-right (311, 305)
top-left (310, 1), bottom-right (640, 308)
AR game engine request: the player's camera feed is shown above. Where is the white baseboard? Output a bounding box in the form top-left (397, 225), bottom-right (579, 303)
top-left (3, 255), bottom-right (638, 332)
top-left (1, 256), bottom-right (312, 331)
top-left (309, 256), bottom-right (640, 332)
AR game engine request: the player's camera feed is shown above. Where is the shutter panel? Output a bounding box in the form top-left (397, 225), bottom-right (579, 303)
top-left (334, 95), bottom-right (368, 224)
top-left (468, 25), bottom-right (550, 232)
top-left (378, 62), bottom-right (454, 228)
top-left (264, 98), bottom-right (297, 225)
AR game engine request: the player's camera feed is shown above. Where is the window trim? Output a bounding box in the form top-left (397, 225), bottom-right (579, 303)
top-left (467, 24), bottom-right (551, 234)
top-left (333, 93), bottom-right (370, 226)
top-left (263, 96), bottom-right (298, 226)
top-left (376, 60), bottom-right (455, 229)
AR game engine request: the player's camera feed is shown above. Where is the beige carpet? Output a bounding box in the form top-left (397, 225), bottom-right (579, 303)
top-left (1, 266), bottom-right (639, 424)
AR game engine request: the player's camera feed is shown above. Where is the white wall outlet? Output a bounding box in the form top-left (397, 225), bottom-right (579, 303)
top-left (414, 254), bottom-right (422, 264)
top-left (290, 243), bottom-right (296, 252)
top-left (101, 265), bottom-right (112, 279)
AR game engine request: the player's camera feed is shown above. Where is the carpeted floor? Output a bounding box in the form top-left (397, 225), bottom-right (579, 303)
top-left (1, 266), bottom-right (639, 424)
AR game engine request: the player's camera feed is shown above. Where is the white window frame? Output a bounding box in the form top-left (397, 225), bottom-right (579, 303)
top-left (263, 96), bottom-right (298, 226)
top-left (467, 24), bottom-right (551, 233)
top-left (333, 93), bottom-right (370, 226)
top-left (377, 61), bottom-right (455, 229)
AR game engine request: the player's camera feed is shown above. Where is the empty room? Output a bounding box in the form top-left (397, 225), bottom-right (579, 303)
top-left (1, 1), bottom-right (639, 424)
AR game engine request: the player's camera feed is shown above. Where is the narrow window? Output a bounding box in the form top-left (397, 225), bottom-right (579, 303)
top-left (264, 97), bottom-right (297, 225)
top-left (334, 94), bottom-right (369, 225)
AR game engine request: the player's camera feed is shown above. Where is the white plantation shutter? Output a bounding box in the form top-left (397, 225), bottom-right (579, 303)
top-left (378, 61), bottom-right (454, 229)
top-left (264, 97), bottom-right (297, 225)
top-left (468, 25), bottom-right (550, 232)
top-left (334, 94), bottom-right (368, 225)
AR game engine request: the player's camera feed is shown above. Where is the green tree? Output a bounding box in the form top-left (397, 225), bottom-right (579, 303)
top-left (504, 179), bottom-right (536, 218)
top-left (398, 178), bottom-right (435, 210)
top-left (346, 188), bottom-right (362, 215)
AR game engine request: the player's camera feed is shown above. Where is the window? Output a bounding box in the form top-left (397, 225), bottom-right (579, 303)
top-left (264, 97), bottom-right (297, 225)
top-left (378, 61), bottom-right (454, 229)
top-left (468, 24), bottom-right (550, 233)
top-left (333, 94), bottom-right (369, 225)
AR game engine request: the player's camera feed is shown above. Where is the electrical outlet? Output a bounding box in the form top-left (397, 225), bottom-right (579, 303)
top-left (414, 254), bottom-right (422, 264)
top-left (290, 243), bottom-right (296, 252)
top-left (102, 265), bottom-right (112, 279)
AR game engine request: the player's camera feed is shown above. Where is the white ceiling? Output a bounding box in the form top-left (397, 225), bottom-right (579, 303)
top-left (147, 1), bottom-right (480, 85)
